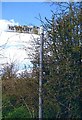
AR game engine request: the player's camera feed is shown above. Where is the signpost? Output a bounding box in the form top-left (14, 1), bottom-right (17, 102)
top-left (39, 26), bottom-right (44, 119)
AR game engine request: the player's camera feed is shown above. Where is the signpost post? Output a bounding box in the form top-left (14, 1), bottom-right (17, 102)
top-left (39, 26), bottom-right (44, 119)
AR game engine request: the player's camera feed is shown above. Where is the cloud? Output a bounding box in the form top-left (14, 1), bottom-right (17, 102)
top-left (10, 19), bottom-right (19, 26)
top-left (0, 26), bottom-right (40, 70)
top-left (0, 19), bottom-right (19, 31)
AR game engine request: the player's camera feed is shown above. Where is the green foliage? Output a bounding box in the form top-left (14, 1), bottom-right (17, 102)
top-left (4, 106), bottom-right (31, 119)
top-left (43, 98), bottom-right (61, 118)
top-left (2, 96), bottom-right (14, 118)
top-left (31, 2), bottom-right (81, 118)
top-left (2, 63), bottom-right (38, 118)
top-left (2, 77), bottom-right (38, 118)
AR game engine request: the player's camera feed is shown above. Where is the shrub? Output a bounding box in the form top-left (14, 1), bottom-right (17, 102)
top-left (5, 106), bottom-right (31, 119)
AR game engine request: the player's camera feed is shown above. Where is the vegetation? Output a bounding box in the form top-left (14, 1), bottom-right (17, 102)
top-left (2, 63), bottom-right (38, 119)
top-left (31, 2), bottom-right (82, 118)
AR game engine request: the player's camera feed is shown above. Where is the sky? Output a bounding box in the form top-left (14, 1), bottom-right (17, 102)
top-left (2, 2), bottom-right (56, 26)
